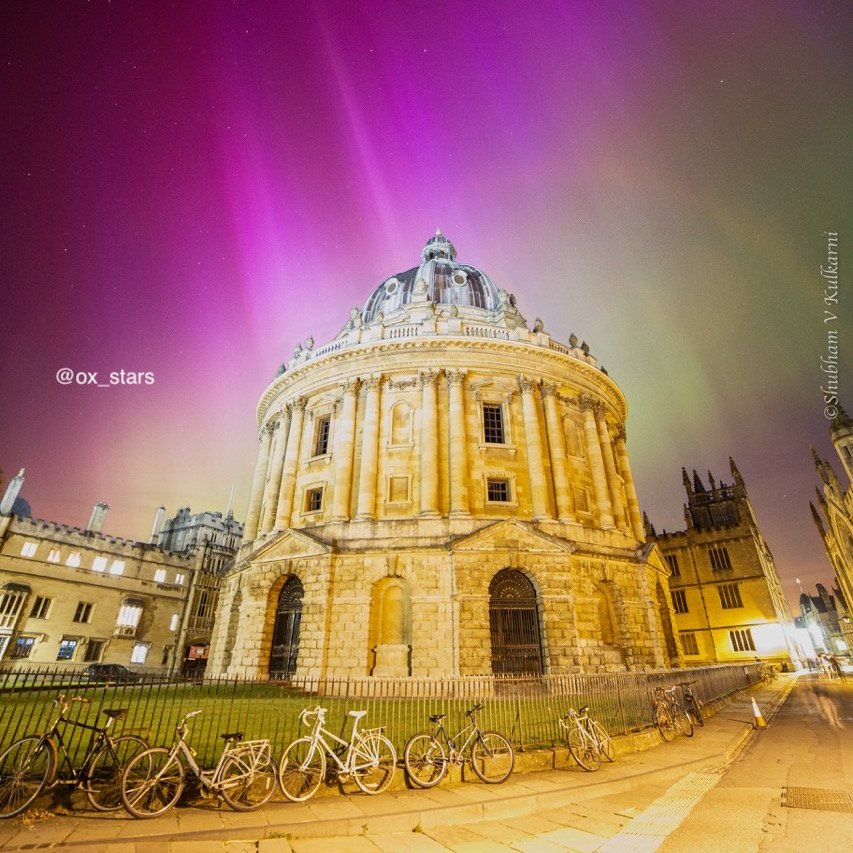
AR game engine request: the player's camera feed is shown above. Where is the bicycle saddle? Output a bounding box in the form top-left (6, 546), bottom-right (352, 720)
top-left (102, 709), bottom-right (128, 720)
top-left (221, 731), bottom-right (244, 741)
top-left (429, 714), bottom-right (446, 723)
top-left (348, 710), bottom-right (368, 719)
top-left (578, 705), bottom-right (589, 714)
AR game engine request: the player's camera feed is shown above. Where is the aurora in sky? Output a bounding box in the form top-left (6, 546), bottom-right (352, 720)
top-left (1, 0), bottom-right (851, 611)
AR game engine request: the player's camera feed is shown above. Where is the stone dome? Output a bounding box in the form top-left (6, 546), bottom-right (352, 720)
top-left (361, 230), bottom-right (501, 322)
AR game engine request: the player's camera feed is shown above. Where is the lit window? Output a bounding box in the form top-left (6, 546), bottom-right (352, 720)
top-left (47, 549), bottom-right (61, 563)
top-left (482, 404), bottom-right (505, 444)
top-left (671, 590), bottom-right (688, 613)
top-left (130, 642), bottom-right (150, 664)
top-left (11, 637), bottom-right (35, 659)
top-left (709, 547), bottom-right (732, 571)
top-left (115, 601), bottom-right (143, 637)
top-left (73, 602), bottom-right (93, 624)
top-left (169, 613), bottom-right (179, 631)
top-left (29, 597), bottom-right (52, 619)
top-left (20, 542), bottom-right (38, 558)
top-left (680, 632), bottom-right (699, 655)
top-left (305, 487), bottom-right (323, 513)
top-left (92, 556), bottom-right (107, 572)
top-left (154, 569), bottom-right (167, 583)
top-left (718, 583), bottom-right (743, 609)
top-left (665, 555), bottom-right (680, 576)
top-left (175, 573), bottom-right (185, 586)
top-left (66, 552), bottom-right (81, 568)
top-left (0, 590), bottom-right (27, 630)
top-left (313, 415), bottom-right (331, 456)
top-left (109, 560), bottom-right (125, 575)
top-left (730, 628), bottom-right (756, 652)
top-left (486, 478), bottom-right (510, 502)
top-left (57, 638), bottom-right (78, 661)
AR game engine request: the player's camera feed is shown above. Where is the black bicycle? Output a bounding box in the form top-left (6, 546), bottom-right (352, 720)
top-left (0, 694), bottom-right (148, 818)
top-left (676, 681), bottom-right (704, 727)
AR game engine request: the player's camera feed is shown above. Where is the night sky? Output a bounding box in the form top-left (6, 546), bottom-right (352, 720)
top-left (1, 1), bottom-right (850, 612)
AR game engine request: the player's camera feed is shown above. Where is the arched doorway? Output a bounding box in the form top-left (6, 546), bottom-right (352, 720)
top-left (269, 576), bottom-right (304, 678)
top-left (489, 569), bottom-right (544, 674)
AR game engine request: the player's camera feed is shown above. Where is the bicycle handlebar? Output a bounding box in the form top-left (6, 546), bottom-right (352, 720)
top-left (53, 694), bottom-right (91, 712)
top-left (299, 706), bottom-right (326, 726)
top-left (465, 703), bottom-right (484, 717)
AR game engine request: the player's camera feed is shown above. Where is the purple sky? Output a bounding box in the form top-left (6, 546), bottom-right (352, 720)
top-left (1, 0), bottom-right (851, 611)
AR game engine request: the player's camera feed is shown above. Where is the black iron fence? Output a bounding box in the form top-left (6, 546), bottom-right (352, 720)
top-left (0, 663), bottom-right (762, 766)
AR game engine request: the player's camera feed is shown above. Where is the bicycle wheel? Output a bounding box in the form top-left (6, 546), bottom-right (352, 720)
top-left (566, 726), bottom-right (600, 771)
top-left (85, 735), bottom-right (149, 811)
top-left (672, 703), bottom-right (694, 737)
top-left (219, 750), bottom-right (277, 811)
top-left (654, 705), bottom-right (676, 742)
top-left (0, 736), bottom-right (57, 819)
top-left (353, 733), bottom-right (397, 795)
top-left (688, 698), bottom-right (704, 727)
top-left (120, 748), bottom-right (184, 819)
top-left (278, 737), bottom-right (325, 802)
top-left (470, 731), bottom-right (514, 783)
top-left (590, 721), bottom-right (615, 762)
top-left (403, 733), bottom-right (447, 788)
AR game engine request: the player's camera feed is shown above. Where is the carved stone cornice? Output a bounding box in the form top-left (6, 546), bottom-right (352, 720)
top-left (340, 377), bottom-right (360, 396)
top-left (361, 375), bottom-right (383, 392)
top-left (291, 396), bottom-right (308, 412)
top-left (386, 376), bottom-right (419, 391)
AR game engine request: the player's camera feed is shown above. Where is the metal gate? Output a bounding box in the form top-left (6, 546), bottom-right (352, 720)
top-left (489, 569), bottom-right (544, 675)
top-left (269, 576), bottom-right (303, 679)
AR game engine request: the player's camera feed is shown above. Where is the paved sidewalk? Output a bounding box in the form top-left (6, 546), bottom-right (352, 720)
top-left (0, 677), bottom-right (795, 852)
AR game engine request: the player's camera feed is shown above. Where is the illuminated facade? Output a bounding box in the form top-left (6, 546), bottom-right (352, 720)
top-left (209, 233), bottom-right (681, 680)
top-left (647, 460), bottom-right (797, 668)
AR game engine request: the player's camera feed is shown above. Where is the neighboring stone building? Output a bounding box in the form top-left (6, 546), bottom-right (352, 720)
top-left (796, 582), bottom-right (849, 657)
top-left (810, 405), bottom-right (853, 652)
top-left (0, 473), bottom-right (242, 673)
top-left (209, 232), bottom-right (681, 680)
top-left (646, 460), bottom-right (797, 669)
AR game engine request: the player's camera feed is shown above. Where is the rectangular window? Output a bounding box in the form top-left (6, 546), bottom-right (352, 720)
top-left (305, 487), bottom-right (323, 513)
top-left (730, 628), bottom-right (756, 652)
top-left (47, 549), bottom-right (61, 563)
top-left (57, 638), bottom-right (78, 661)
top-left (66, 552), bottom-right (81, 568)
top-left (20, 542), bottom-right (38, 558)
top-left (680, 632), bottom-right (699, 655)
top-left (11, 637), bottom-right (35, 659)
top-left (29, 597), bottom-right (52, 619)
top-left (665, 554), bottom-right (680, 576)
top-left (486, 478), bottom-right (510, 502)
top-left (83, 640), bottom-right (105, 662)
top-left (175, 573), bottom-right (185, 586)
top-left (313, 415), bottom-right (331, 456)
top-left (161, 646), bottom-right (173, 667)
top-left (671, 589), bottom-right (688, 613)
top-left (109, 560), bottom-right (125, 575)
top-left (73, 602), bottom-right (93, 623)
top-left (196, 590), bottom-right (210, 619)
top-left (709, 547), bottom-right (732, 571)
top-left (92, 556), bottom-right (107, 572)
top-left (718, 583), bottom-right (743, 609)
top-left (131, 642), bottom-right (150, 664)
top-left (169, 613), bottom-right (179, 631)
top-left (482, 404), bottom-right (505, 444)
top-left (153, 569), bottom-right (167, 583)
top-left (115, 603), bottom-right (143, 637)
top-left (0, 591), bottom-right (26, 630)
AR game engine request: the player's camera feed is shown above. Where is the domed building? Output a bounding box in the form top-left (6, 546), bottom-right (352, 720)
top-left (208, 233), bottom-right (680, 679)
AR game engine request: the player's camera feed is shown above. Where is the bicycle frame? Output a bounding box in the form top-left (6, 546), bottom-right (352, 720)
top-left (433, 719), bottom-right (480, 760)
top-left (39, 703), bottom-right (116, 786)
top-left (302, 713), bottom-right (376, 775)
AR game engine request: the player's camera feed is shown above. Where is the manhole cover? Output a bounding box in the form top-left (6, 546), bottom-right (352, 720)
top-left (782, 787), bottom-right (853, 813)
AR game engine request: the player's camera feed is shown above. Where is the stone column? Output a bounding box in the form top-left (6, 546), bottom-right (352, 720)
top-left (541, 383), bottom-right (576, 523)
top-left (446, 370), bottom-right (470, 516)
top-left (581, 398), bottom-right (614, 528)
top-left (518, 376), bottom-right (552, 521)
top-left (275, 397), bottom-right (306, 528)
top-left (419, 369), bottom-right (441, 516)
top-left (596, 411), bottom-right (628, 532)
top-left (260, 407), bottom-right (291, 534)
top-left (614, 427), bottom-right (646, 541)
top-left (243, 424), bottom-right (273, 541)
top-left (331, 378), bottom-right (360, 521)
top-left (355, 376), bottom-right (382, 520)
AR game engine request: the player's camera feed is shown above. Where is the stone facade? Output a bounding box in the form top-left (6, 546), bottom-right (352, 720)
top-left (647, 460), bottom-right (797, 669)
top-left (209, 233), bottom-right (680, 679)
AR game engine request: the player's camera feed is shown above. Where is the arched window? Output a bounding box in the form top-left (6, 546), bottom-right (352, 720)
top-left (390, 403), bottom-right (412, 445)
top-left (269, 576), bottom-right (303, 679)
top-left (489, 569), bottom-right (543, 674)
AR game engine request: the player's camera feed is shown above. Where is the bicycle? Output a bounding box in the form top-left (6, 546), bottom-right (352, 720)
top-left (403, 703), bottom-right (514, 788)
top-left (278, 706), bottom-right (397, 802)
top-left (676, 681), bottom-right (704, 727)
top-left (557, 706), bottom-right (615, 772)
top-left (120, 710), bottom-right (276, 818)
top-left (651, 686), bottom-right (694, 741)
top-left (758, 663), bottom-right (778, 685)
top-left (0, 694), bottom-right (148, 818)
